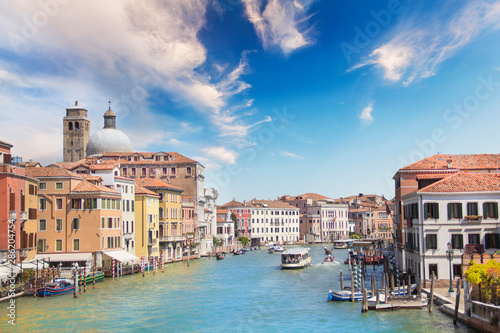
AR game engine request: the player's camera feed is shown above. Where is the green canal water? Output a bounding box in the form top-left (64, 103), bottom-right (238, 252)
top-left (2, 245), bottom-right (475, 332)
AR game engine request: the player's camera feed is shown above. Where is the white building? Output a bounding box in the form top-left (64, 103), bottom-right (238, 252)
top-left (216, 208), bottom-right (235, 249)
top-left (248, 199), bottom-right (300, 244)
top-left (200, 188), bottom-right (218, 255)
top-left (115, 177), bottom-right (136, 255)
top-left (306, 203), bottom-right (349, 242)
top-left (402, 172), bottom-right (500, 284)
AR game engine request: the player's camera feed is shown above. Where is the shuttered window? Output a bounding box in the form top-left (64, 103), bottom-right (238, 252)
top-left (447, 203), bottom-right (462, 219)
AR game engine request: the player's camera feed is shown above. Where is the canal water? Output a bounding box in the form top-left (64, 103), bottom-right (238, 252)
top-left (2, 245), bottom-right (474, 332)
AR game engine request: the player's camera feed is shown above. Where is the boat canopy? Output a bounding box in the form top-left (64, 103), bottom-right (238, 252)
top-left (281, 248), bottom-right (310, 256)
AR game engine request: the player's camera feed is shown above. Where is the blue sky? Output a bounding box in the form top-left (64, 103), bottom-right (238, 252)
top-left (1, 0), bottom-right (500, 204)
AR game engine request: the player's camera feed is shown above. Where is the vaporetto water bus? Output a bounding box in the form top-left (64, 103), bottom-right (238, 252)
top-left (280, 247), bottom-right (312, 269)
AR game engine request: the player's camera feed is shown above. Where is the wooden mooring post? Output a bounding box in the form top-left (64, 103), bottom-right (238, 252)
top-left (429, 272), bottom-right (435, 313)
top-left (351, 271), bottom-right (355, 302)
top-left (454, 279), bottom-right (461, 325)
top-left (340, 270), bottom-right (344, 291)
top-left (371, 275), bottom-right (376, 299)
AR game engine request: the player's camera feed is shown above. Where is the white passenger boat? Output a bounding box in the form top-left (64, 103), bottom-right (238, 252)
top-left (280, 247), bottom-right (311, 269)
top-left (333, 239), bottom-right (353, 249)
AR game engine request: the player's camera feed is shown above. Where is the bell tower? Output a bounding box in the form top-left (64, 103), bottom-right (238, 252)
top-left (63, 101), bottom-right (90, 162)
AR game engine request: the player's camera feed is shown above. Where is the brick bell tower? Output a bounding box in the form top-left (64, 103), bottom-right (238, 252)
top-left (63, 101), bottom-right (90, 162)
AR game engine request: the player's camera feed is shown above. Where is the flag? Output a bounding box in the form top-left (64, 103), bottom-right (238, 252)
top-left (385, 201), bottom-right (392, 216)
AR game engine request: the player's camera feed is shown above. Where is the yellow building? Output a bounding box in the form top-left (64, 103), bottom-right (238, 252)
top-left (134, 184), bottom-right (160, 261)
top-left (23, 177), bottom-right (39, 261)
top-left (136, 177), bottom-right (184, 262)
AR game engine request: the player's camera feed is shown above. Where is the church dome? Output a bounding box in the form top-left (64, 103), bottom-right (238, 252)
top-left (86, 128), bottom-right (133, 156)
top-left (85, 105), bottom-right (133, 157)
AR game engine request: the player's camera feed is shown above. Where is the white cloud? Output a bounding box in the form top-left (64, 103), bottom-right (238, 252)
top-left (281, 151), bottom-right (304, 159)
top-left (0, 0), bottom-right (264, 163)
top-left (242, 0), bottom-right (316, 54)
top-left (359, 103), bottom-right (374, 126)
top-left (351, 1), bottom-right (500, 85)
top-left (203, 146), bottom-right (239, 164)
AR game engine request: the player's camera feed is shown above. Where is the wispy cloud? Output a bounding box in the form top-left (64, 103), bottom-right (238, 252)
top-left (281, 151), bottom-right (304, 159)
top-left (203, 146), bottom-right (239, 164)
top-left (351, 1), bottom-right (500, 85)
top-left (359, 103), bottom-right (374, 126)
top-left (242, 0), bottom-right (316, 54)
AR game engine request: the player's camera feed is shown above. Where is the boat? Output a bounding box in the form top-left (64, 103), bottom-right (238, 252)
top-left (37, 278), bottom-right (75, 297)
top-left (367, 292), bottom-right (428, 310)
top-left (83, 272), bottom-right (105, 283)
top-left (323, 255), bottom-right (335, 263)
top-left (324, 247), bottom-right (332, 255)
top-left (216, 253), bottom-right (225, 260)
top-left (280, 247), bottom-right (312, 269)
top-left (268, 248), bottom-right (275, 254)
top-left (271, 244), bottom-right (285, 252)
top-left (327, 283), bottom-right (418, 302)
top-left (333, 239), bottom-right (353, 249)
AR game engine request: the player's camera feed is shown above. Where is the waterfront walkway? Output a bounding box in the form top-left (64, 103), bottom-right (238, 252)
top-left (422, 287), bottom-right (468, 325)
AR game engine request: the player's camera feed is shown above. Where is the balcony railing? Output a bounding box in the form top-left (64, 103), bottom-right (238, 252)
top-left (9, 211), bottom-right (16, 221)
top-left (159, 236), bottom-right (185, 242)
top-left (463, 215), bottom-right (483, 223)
top-left (20, 211), bottom-right (27, 221)
top-left (465, 244), bottom-right (485, 254)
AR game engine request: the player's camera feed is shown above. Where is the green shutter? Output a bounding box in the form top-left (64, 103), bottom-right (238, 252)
top-left (495, 203), bottom-right (499, 219)
top-left (435, 203), bottom-right (439, 219)
top-left (424, 203), bottom-right (429, 219)
top-left (447, 203), bottom-right (452, 220)
top-left (426, 235), bottom-right (430, 250)
top-left (484, 202), bottom-right (488, 218)
top-left (486, 234), bottom-right (491, 249)
top-left (458, 203), bottom-right (463, 219)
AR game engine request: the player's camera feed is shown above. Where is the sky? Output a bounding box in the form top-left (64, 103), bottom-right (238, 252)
top-left (1, 0), bottom-right (500, 204)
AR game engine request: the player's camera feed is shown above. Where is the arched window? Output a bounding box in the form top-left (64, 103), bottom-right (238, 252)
top-left (68, 122), bottom-right (73, 130)
top-left (75, 122), bottom-right (80, 130)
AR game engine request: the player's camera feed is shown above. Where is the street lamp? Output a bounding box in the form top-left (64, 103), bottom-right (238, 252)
top-left (446, 242), bottom-right (454, 295)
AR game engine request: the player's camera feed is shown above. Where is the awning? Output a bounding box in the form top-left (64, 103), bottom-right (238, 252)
top-left (35, 253), bottom-right (93, 262)
top-left (102, 250), bottom-right (139, 263)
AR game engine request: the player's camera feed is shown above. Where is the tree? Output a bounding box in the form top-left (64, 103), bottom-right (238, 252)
top-left (231, 213), bottom-right (239, 238)
top-left (465, 259), bottom-right (500, 304)
top-left (213, 236), bottom-right (223, 249)
top-left (238, 236), bottom-right (249, 247)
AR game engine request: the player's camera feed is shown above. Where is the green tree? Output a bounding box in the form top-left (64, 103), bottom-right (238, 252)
top-left (231, 213), bottom-right (239, 238)
top-left (238, 236), bottom-right (249, 247)
top-left (213, 236), bottom-right (223, 248)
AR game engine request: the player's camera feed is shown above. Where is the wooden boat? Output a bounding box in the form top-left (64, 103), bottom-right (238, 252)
top-left (333, 239), bottom-right (352, 249)
top-left (324, 247), bottom-right (333, 255)
top-left (37, 278), bottom-right (74, 297)
top-left (268, 248), bottom-right (275, 254)
top-left (216, 253), bottom-right (225, 260)
top-left (83, 272), bottom-right (104, 283)
top-left (280, 248), bottom-right (311, 269)
top-left (327, 284), bottom-right (417, 302)
top-left (323, 255), bottom-right (335, 263)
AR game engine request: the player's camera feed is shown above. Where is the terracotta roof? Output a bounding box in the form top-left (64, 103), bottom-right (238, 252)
top-left (401, 154), bottom-right (500, 171)
top-left (134, 184), bottom-right (160, 197)
top-left (295, 193), bottom-right (331, 200)
top-left (103, 151), bottom-right (198, 164)
top-left (419, 172), bottom-right (500, 193)
top-left (82, 175), bottom-right (103, 182)
top-left (135, 177), bottom-right (184, 192)
top-left (217, 208), bottom-right (230, 214)
top-left (52, 160), bottom-right (88, 171)
top-left (220, 200), bottom-right (245, 207)
top-left (89, 162), bottom-right (118, 170)
top-left (16, 161), bottom-right (42, 168)
top-left (72, 180), bottom-right (119, 194)
top-left (247, 199), bottom-right (298, 209)
top-left (217, 217), bottom-right (226, 223)
top-left (416, 173), bottom-right (453, 180)
top-left (26, 166), bottom-right (82, 179)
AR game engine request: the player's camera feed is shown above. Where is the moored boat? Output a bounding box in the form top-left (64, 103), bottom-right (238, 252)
top-left (327, 283), bottom-right (417, 302)
top-left (37, 278), bottom-right (75, 297)
top-left (216, 253), bottom-right (225, 260)
top-left (280, 247), bottom-right (311, 269)
top-left (83, 272), bottom-right (105, 283)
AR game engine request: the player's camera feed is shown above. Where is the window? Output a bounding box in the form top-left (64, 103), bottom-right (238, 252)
top-left (429, 264), bottom-right (438, 279)
top-left (142, 168), bottom-right (146, 176)
top-left (467, 202), bottom-right (478, 216)
top-left (426, 234), bottom-right (437, 250)
top-left (73, 239), bottom-right (80, 251)
top-left (37, 239), bottom-right (47, 253)
top-left (447, 203), bottom-right (463, 219)
top-left (404, 203), bottom-right (419, 219)
top-left (39, 219), bottom-right (47, 231)
top-left (56, 198), bottom-right (63, 210)
top-left (453, 264), bottom-right (462, 278)
top-left (122, 168), bottom-right (127, 176)
top-left (186, 166), bottom-right (192, 176)
top-left (107, 218), bottom-right (113, 228)
top-left (483, 202), bottom-right (499, 219)
top-left (55, 182), bottom-right (63, 190)
top-left (39, 198), bottom-right (47, 211)
top-left (451, 234), bottom-right (463, 249)
top-left (29, 184), bottom-right (37, 195)
top-left (55, 239), bottom-right (63, 252)
top-left (485, 234), bottom-right (500, 249)
top-left (72, 218), bottom-right (80, 230)
top-left (468, 233), bottom-right (480, 245)
top-left (424, 203), bottom-right (439, 219)
top-left (159, 207), bottom-right (164, 218)
top-left (39, 183), bottom-right (47, 190)
top-left (71, 199), bottom-right (82, 210)
top-left (171, 167), bottom-right (176, 176)
top-left (56, 219), bottom-right (63, 232)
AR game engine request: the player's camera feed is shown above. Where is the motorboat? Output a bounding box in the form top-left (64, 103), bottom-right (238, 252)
top-left (37, 278), bottom-right (75, 297)
top-left (323, 255), bottom-right (335, 263)
top-left (324, 247), bottom-right (332, 255)
top-left (333, 239), bottom-right (353, 249)
top-left (327, 283), bottom-right (417, 302)
top-left (280, 247), bottom-right (311, 269)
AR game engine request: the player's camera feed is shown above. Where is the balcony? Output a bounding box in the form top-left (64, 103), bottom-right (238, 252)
top-left (159, 236), bottom-right (185, 242)
top-left (147, 238), bottom-right (156, 246)
top-left (465, 244), bottom-right (484, 254)
top-left (9, 211), bottom-right (16, 221)
top-left (463, 215), bottom-right (483, 223)
top-left (20, 211), bottom-right (27, 221)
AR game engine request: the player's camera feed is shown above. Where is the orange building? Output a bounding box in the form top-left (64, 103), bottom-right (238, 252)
top-left (26, 166), bottom-right (123, 268)
top-left (0, 141), bottom-right (39, 262)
